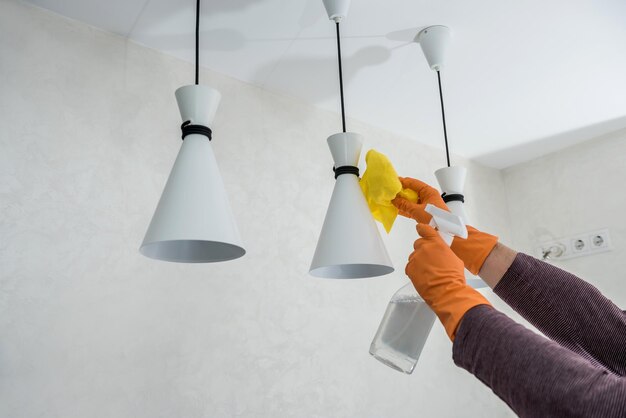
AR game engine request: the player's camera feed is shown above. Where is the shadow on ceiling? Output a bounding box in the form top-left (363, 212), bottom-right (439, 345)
top-left (133, 2), bottom-right (424, 54)
top-left (202, 0), bottom-right (266, 14)
top-left (254, 45), bottom-right (392, 101)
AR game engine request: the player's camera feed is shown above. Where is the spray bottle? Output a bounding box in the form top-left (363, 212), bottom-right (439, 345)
top-left (369, 204), bottom-right (468, 374)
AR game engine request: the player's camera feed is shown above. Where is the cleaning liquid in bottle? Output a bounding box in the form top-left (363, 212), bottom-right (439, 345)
top-left (369, 282), bottom-right (436, 374)
top-left (370, 204), bottom-right (466, 374)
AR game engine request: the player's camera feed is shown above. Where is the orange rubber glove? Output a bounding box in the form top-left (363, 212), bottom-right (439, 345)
top-left (407, 223), bottom-right (492, 340)
top-left (393, 177), bottom-right (499, 275)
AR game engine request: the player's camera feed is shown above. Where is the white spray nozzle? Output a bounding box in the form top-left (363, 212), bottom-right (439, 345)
top-left (424, 204), bottom-right (468, 246)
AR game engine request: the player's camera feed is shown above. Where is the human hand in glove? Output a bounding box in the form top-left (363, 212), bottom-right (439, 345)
top-left (407, 223), bottom-right (492, 340)
top-left (393, 177), bottom-right (499, 275)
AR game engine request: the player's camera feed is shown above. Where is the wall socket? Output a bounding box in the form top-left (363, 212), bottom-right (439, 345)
top-left (536, 228), bottom-right (612, 261)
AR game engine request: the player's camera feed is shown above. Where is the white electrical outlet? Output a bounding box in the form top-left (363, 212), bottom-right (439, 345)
top-left (571, 236), bottom-right (588, 253)
top-left (536, 228), bottom-right (612, 261)
top-left (592, 235), bottom-right (605, 248)
top-left (589, 229), bottom-right (611, 250)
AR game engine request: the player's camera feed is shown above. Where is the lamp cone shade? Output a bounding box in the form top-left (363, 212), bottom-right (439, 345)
top-left (434, 166), bottom-right (486, 289)
top-left (310, 132), bottom-right (394, 278)
top-left (140, 85), bottom-right (245, 263)
top-left (435, 166), bottom-right (468, 225)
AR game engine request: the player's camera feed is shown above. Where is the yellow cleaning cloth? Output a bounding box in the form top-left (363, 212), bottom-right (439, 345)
top-left (360, 149), bottom-right (418, 233)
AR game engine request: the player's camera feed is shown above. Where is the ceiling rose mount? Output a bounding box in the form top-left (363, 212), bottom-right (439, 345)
top-left (415, 25), bottom-right (452, 71)
top-left (322, 0), bottom-right (351, 22)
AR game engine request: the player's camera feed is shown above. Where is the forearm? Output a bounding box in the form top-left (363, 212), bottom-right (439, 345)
top-left (454, 306), bottom-right (626, 418)
top-left (477, 242), bottom-right (517, 288)
top-left (491, 252), bottom-right (626, 375)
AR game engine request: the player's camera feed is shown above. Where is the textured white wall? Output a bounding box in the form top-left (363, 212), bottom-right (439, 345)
top-left (0, 1), bottom-right (514, 417)
top-left (502, 130), bottom-right (626, 308)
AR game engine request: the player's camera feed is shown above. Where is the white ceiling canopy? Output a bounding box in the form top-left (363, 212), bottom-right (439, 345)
top-left (25, 0), bottom-right (626, 168)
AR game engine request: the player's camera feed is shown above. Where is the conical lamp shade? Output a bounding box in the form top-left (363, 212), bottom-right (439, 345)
top-left (434, 166), bottom-right (485, 288)
top-left (310, 132), bottom-right (394, 278)
top-left (140, 85), bottom-right (245, 263)
top-left (435, 166), bottom-right (468, 225)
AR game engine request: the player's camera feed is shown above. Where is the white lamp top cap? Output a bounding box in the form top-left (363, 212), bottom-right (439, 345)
top-left (416, 25), bottom-right (452, 71)
top-left (322, 0), bottom-right (351, 22)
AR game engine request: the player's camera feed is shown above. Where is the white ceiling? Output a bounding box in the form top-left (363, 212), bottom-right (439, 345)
top-left (25, 0), bottom-right (626, 168)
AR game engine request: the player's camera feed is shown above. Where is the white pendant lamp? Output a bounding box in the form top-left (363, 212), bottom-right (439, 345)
top-left (140, 0), bottom-right (244, 263)
top-left (310, 0), bottom-right (393, 279)
top-left (416, 26), bottom-right (485, 288)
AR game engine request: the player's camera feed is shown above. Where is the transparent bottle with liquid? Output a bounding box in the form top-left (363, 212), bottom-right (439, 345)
top-left (370, 203), bottom-right (466, 374)
top-left (369, 282), bottom-right (436, 374)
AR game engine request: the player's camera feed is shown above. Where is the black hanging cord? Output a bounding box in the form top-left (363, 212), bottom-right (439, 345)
top-left (436, 70), bottom-right (451, 167)
top-left (181, 0), bottom-right (212, 142)
top-left (329, 21), bottom-right (358, 178)
top-left (195, 0), bottom-right (200, 85)
top-left (335, 22), bottom-right (347, 133)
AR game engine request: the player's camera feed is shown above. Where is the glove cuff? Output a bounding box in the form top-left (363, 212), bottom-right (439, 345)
top-left (428, 286), bottom-right (492, 340)
top-left (451, 226), bottom-right (499, 275)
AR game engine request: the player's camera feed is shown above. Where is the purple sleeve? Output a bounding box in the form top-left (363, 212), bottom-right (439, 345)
top-left (494, 253), bottom-right (626, 375)
top-left (453, 305), bottom-right (626, 418)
